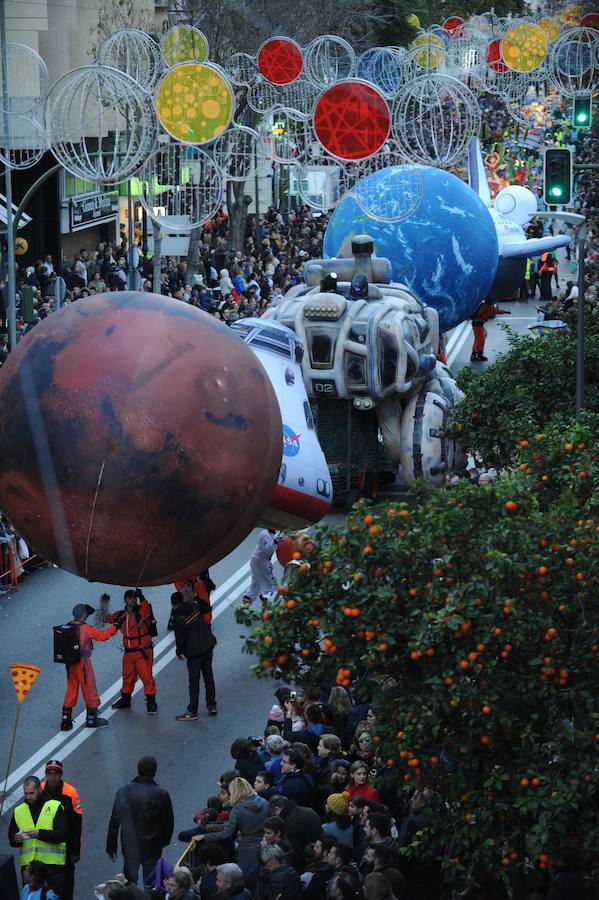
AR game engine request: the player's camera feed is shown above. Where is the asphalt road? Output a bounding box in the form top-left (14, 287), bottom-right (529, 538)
top-left (0, 248), bottom-right (573, 893)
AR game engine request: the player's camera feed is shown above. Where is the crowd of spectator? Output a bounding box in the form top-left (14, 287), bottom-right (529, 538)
top-left (0, 206), bottom-right (330, 347)
top-left (91, 684), bottom-right (441, 900)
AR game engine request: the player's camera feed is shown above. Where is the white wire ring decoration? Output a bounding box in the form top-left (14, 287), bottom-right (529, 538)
top-left (0, 43), bottom-right (49, 116)
top-left (225, 52), bottom-right (258, 87)
top-left (303, 35), bottom-right (356, 87)
top-left (546, 26), bottom-right (599, 97)
top-left (211, 125), bottom-right (265, 182)
top-left (268, 109), bottom-right (315, 165)
top-left (45, 65), bottom-right (158, 184)
top-left (0, 112), bottom-right (47, 170)
top-left (392, 74), bottom-right (481, 168)
top-left (296, 154), bottom-right (353, 211)
top-left (351, 163), bottom-right (425, 224)
top-left (97, 28), bottom-right (164, 92)
top-left (139, 141), bottom-right (224, 233)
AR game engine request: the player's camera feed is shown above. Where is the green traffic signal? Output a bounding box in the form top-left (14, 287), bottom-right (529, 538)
top-left (543, 148), bottom-right (573, 206)
top-left (572, 97), bottom-right (592, 128)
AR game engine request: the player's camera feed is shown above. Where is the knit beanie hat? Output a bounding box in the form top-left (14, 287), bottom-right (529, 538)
top-left (268, 704), bottom-right (285, 723)
top-left (327, 791), bottom-right (350, 816)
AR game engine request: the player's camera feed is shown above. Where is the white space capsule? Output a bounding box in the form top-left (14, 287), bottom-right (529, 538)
top-left (231, 318), bottom-right (332, 529)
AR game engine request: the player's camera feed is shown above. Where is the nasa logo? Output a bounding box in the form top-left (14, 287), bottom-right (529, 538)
top-left (282, 424), bottom-right (301, 457)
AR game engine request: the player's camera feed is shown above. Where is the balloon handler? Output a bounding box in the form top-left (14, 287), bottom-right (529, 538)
top-left (470, 299), bottom-right (511, 362)
top-left (61, 603), bottom-right (119, 731)
top-left (105, 588), bottom-right (158, 715)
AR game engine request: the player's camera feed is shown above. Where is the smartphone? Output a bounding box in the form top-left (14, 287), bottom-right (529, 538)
top-left (289, 691), bottom-right (297, 701)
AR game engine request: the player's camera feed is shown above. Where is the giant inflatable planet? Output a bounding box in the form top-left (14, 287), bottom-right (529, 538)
top-left (0, 293), bottom-right (282, 585)
top-left (323, 164), bottom-right (499, 331)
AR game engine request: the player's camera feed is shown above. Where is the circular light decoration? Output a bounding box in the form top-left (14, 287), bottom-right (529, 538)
top-left (392, 74), bottom-right (481, 168)
top-left (411, 33), bottom-right (446, 69)
top-left (501, 23), bottom-right (548, 73)
top-left (161, 25), bottom-right (209, 67)
top-left (15, 237), bottom-right (28, 255)
top-left (537, 17), bottom-right (561, 41)
top-left (304, 35), bottom-right (356, 86)
top-left (296, 154), bottom-right (352, 211)
top-left (487, 38), bottom-right (508, 72)
top-left (139, 142), bottom-right (223, 232)
top-left (313, 79), bottom-right (390, 162)
top-left (580, 13), bottom-right (599, 29)
top-left (0, 44), bottom-right (48, 116)
top-left (443, 16), bottom-right (465, 39)
top-left (0, 112), bottom-right (46, 170)
top-left (406, 13), bottom-right (420, 29)
top-left (269, 109), bottom-right (314, 164)
top-left (257, 37), bottom-right (303, 85)
top-left (247, 76), bottom-right (282, 114)
top-left (225, 52), bottom-right (258, 87)
top-left (97, 28), bottom-right (164, 91)
top-left (212, 125), bottom-right (264, 182)
top-left (278, 76), bottom-right (320, 117)
top-left (547, 26), bottom-right (599, 97)
top-left (155, 63), bottom-right (234, 145)
top-left (356, 48), bottom-right (403, 98)
top-left (559, 5), bottom-right (584, 26)
top-left (352, 163), bottom-right (424, 224)
top-left (45, 65), bottom-right (157, 184)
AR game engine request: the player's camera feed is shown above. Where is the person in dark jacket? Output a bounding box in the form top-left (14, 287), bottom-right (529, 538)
top-left (172, 591), bottom-right (217, 720)
top-left (106, 755), bottom-right (174, 889)
top-left (302, 836), bottom-right (336, 900)
top-left (229, 738), bottom-right (264, 783)
top-left (215, 863), bottom-right (252, 900)
top-left (268, 796), bottom-right (323, 871)
top-left (260, 844), bottom-right (302, 900)
top-left (279, 748), bottom-right (316, 807)
top-left (282, 702), bottom-right (336, 753)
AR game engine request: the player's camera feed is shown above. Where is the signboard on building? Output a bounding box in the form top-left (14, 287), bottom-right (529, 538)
top-left (70, 193), bottom-right (117, 230)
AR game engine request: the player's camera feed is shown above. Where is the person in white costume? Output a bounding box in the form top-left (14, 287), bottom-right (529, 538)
top-left (242, 529), bottom-right (279, 604)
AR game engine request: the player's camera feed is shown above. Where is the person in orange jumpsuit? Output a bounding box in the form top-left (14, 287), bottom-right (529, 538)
top-left (108, 589), bottom-right (158, 714)
top-left (470, 300), bottom-right (511, 362)
top-left (61, 603), bottom-right (118, 731)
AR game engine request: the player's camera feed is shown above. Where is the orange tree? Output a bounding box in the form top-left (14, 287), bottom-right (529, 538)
top-left (240, 414), bottom-right (599, 899)
top-left (449, 308), bottom-right (599, 469)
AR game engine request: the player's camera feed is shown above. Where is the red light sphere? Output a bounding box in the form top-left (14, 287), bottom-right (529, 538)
top-left (0, 293), bottom-right (282, 585)
top-left (257, 37), bottom-right (303, 85)
top-left (580, 13), bottom-right (599, 28)
top-left (443, 16), bottom-right (465, 38)
top-left (313, 79), bottom-right (390, 161)
top-left (487, 38), bottom-right (508, 72)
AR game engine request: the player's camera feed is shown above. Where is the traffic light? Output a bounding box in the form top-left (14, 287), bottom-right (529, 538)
top-left (543, 148), bottom-right (573, 206)
top-left (272, 119), bottom-right (286, 136)
top-left (572, 96), bottom-right (592, 128)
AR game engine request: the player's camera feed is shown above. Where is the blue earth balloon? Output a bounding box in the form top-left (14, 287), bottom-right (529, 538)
top-left (323, 164), bottom-right (499, 331)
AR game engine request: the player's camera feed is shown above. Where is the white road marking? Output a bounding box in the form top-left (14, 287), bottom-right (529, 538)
top-left (0, 562), bottom-right (251, 815)
top-left (447, 320), bottom-right (472, 367)
top-left (444, 320), bottom-right (469, 358)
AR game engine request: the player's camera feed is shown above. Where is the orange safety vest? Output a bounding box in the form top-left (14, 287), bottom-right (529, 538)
top-left (539, 252), bottom-right (556, 274)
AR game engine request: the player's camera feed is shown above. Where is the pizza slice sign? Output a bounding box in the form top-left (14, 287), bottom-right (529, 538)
top-left (9, 663), bottom-right (41, 703)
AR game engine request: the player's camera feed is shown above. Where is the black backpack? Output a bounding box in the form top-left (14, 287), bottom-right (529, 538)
top-left (53, 623), bottom-right (81, 664)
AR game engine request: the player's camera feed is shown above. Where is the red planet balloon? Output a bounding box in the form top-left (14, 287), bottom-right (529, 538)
top-left (0, 293), bottom-right (282, 585)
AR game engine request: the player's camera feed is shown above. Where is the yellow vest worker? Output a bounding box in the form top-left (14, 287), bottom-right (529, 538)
top-left (8, 777), bottom-right (67, 897)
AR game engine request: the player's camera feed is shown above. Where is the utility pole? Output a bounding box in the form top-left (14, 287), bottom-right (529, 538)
top-left (576, 224), bottom-right (586, 414)
top-left (0, 0), bottom-right (17, 350)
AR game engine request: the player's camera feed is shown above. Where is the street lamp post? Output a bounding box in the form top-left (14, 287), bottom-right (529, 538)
top-left (576, 224), bottom-right (586, 414)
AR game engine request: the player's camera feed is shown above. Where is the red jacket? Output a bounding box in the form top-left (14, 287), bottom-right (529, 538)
top-left (106, 599), bottom-right (154, 651)
top-left (472, 301), bottom-right (510, 326)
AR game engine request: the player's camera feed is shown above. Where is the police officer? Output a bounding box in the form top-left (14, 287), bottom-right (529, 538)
top-left (61, 604), bottom-right (118, 731)
top-left (8, 776), bottom-right (67, 896)
top-left (41, 760), bottom-right (82, 900)
top-left (108, 589), bottom-right (158, 714)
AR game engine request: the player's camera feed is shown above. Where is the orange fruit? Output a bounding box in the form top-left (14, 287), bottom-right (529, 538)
top-left (504, 500), bottom-right (518, 511)
top-left (482, 705), bottom-right (492, 714)
top-left (363, 515), bottom-right (375, 525)
top-left (520, 777), bottom-right (529, 787)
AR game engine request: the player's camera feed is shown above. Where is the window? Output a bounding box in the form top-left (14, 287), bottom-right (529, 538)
top-left (345, 353), bottom-right (367, 387)
top-left (378, 330), bottom-right (398, 390)
top-left (303, 401), bottom-right (315, 430)
top-left (308, 330), bottom-right (335, 368)
top-left (64, 174), bottom-right (97, 199)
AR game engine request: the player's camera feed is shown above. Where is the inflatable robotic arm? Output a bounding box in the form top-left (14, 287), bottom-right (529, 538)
top-left (264, 235), bottom-right (465, 486)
